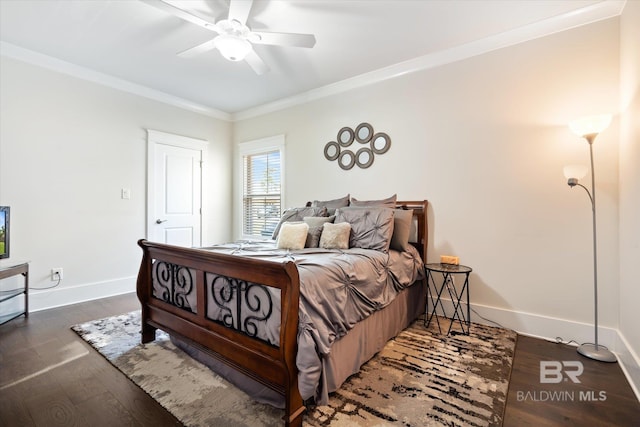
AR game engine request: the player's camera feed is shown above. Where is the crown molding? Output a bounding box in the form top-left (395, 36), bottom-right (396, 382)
top-left (0, 41), bottom-right (231, 122)
top-left (0, 1), bottom-right (625, 123)
top-left (232, 0), bottom-right (625, 121)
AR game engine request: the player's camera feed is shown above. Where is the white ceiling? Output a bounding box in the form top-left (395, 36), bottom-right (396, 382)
top-left (0, 0), bottom-right (623, 119)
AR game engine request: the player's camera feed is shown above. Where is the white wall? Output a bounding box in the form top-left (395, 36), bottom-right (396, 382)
top-left (234, 19), bottom-right (621, 345)
top-left (0, 56), bottom-right (233, 311)
top-left (0, 4), bottom-right (636, 395)
top-left (618, 0), bottom-right (640, 396)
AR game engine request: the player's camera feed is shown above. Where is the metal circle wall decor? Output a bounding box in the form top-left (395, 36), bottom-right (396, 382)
top-left (371, 132), bottom-right (391, 154)
top-left (338, 150), bottom-right (356, 170)
top-left (355, 147), bottom-right (374, 168)
top-left (324, 123), bottom-right (391, 169)
top-left (355, 123), bottom-right (373, 143)
top-left (337, 127), bottom-right (354, 147)
top-left (324, 141), bottom-right (340, 161)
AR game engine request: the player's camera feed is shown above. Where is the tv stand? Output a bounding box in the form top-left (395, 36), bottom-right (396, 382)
top-left (0, 262), bottom-right (29, 325)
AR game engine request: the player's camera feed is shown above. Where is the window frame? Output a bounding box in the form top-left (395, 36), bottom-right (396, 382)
top-left (237, 135), bottom-right (285, 240)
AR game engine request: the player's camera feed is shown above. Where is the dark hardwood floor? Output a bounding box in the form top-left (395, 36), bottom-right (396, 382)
top-left (504, 334), bottom-right (640, 426)
top-left (1, 293), bottom-right (638, 426)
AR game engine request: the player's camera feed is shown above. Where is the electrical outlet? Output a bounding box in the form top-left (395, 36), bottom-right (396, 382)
top-left (440, 255), bottom-right (459, 265)
top-left (51, 268), bottom-right (63, 281)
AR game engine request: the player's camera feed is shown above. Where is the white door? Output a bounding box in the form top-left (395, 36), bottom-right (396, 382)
top-left (147, 130), bottom-right (206, 247)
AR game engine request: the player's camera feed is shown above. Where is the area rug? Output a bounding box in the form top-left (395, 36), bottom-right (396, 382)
top-left (72, 311), bottom-right (516, 426)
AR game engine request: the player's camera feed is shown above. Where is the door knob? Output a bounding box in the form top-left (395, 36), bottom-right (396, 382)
top-left (156, 219), bottom-right (167, 224)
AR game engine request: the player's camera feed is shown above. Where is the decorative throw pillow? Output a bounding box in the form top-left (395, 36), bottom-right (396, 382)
top-left (350, 194), bottom-right (397, 208)
top-left (390, 209), bottom-right (413, 252)
top-left (305, 227), bottom-right (324, 248)
top-left (319, 222), bottom-right (351, 249)
top-left (303, 215), bottom-right (335, 248)
top-left (335, 207), bottom-right (395, 252)
top-left (271, 207), bottom-right (328, 239)
top-left (276, 222), bottom-right (309, 250)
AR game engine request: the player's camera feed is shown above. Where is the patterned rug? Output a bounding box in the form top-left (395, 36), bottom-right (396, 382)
top-left (72, 311), bottom-right (516, 426)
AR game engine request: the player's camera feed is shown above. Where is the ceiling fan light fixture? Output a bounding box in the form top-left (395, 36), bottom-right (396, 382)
top-left (215, 34), bottom-right (252, 61)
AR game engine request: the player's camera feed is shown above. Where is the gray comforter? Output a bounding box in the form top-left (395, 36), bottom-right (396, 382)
top-left (153, 241), bottom-right (424, 403)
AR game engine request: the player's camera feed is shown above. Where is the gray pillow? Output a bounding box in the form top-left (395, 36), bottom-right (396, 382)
top-left (303, 215), bottom-right (335, 248)
top-left (350, 194), bottom-right (397, 208)
top-left (312, 194), bottom-right (350, 214)
top-left (305, 226), bottom-right (324, 248)
top-left (335, 207), bottom-right (395, 252)
top-left (390, 209), bottom-right (413, 252)
top-left (272, 207), bottom-right (327, 239)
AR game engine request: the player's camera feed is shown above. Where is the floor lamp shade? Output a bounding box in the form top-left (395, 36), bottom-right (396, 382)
top-left (569, 114), bottom-right (612, 138)
top-left (563, 165), bottom-right (588, 181)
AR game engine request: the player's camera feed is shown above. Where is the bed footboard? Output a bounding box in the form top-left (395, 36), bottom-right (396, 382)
top-left (136, 239), bottom-right (304, 427)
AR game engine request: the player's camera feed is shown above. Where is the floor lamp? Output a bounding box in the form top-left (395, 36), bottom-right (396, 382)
top-left (563, 114), bottom-right (617, 363)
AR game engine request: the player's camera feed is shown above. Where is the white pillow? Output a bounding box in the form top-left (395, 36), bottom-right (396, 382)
top-left (319, 222), bottom-right (351, 249)
top-left (276, 222), bottom-right (309, 250)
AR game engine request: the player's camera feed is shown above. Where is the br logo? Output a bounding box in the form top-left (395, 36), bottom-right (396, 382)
top-left (540, 361), bottom-right (584, 383)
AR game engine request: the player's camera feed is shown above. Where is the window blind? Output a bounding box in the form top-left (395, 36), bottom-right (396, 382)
top-left (243, 150), bottom-right (281, 237)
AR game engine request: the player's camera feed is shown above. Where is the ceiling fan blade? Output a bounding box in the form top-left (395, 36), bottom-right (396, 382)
top-left (142, 0), bottom-right (219, 33)
top-left (177, 39), bottom-right (217, 58)
top-left (228, 0), bottom-right (253, 26)
top-left (251, 31), bottom-right (316, 48)
top-left (244, 49), bottom-right (269, 75)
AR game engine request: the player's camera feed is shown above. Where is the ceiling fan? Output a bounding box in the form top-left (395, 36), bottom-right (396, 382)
top-left (142, 0), bottom-right (316, 75)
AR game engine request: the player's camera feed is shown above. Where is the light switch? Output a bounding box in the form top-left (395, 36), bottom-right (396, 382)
top-left (121, 188), bottom-right (131, 199)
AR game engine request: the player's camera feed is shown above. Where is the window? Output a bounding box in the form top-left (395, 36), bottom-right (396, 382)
top-left (239, 136), bottom-right (285, 238)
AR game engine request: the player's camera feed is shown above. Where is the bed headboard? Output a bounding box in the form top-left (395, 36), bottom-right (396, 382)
top-left (396, 200), bottom-right (429, 263)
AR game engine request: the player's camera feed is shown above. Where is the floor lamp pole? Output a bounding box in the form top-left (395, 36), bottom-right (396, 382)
top-left (575, 134), bottom-right (616, 363)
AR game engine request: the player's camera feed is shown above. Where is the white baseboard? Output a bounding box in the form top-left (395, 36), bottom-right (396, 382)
top-left (615, 330), bottom-right (640, 401)
top-left (28, 276), bottom-right (136, 312)
top-left (430, 298), bottom-right (640, 401)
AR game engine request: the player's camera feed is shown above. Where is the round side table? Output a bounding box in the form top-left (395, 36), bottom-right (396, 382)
top-left (425, 263), bottom-right (472, 335)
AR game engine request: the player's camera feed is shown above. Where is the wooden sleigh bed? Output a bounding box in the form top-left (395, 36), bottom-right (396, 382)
top-left (136, 199), bottom-right (428, 426)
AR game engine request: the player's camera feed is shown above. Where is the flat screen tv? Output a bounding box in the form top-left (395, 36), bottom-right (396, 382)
top-left (0, 206), bottom-right (9, 259)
